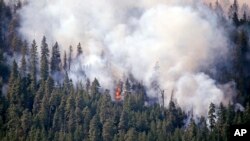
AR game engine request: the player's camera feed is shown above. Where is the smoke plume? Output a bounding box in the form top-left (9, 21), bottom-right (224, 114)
top-left (18, 0), bottom-right (236, 117)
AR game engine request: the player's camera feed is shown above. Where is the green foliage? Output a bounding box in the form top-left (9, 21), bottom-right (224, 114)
top-left (1, 63), bottom-right (248, 141)
top-left (208, 103), bottom-right (216, 130)
top-left (50, 42), bottom-right (61, 73)
top-left (89, 115), bottom-right (101, 141)
top-left (30, 40), bottom-right (38, 80)
top-left (68, 45), bottom-right (73, 70)
top-left (20, 40), bottom-right (28, 77)
top-left (40, 36), bottom-right (49, 81)
top-left (0, 1), bottom-right (250, 141)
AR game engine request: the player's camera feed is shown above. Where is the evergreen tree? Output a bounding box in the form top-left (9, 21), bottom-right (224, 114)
top-left (1, 6), bottom-right (250, 139)
top-left (233, 30), bottom-right (249, 104)
top-left (68, 45), bottom-right (73, 70)
top-left (217, 103), bottom-right (226, 136)
top-left (45, 76), bottom-right (54, 97)
top-left (50, 42), bottom-right (61, 74)
top-left (91, 78), bottom-right (100, 99)
top-left (30, 40), bottom-right (38, 93)
top-left (99, 93), bottom-right (112, 123)
top-left (214, 0), bottom-right (223, 17)
top-left (102, 119), bottom-right (114, 141)
top-left (243, 11), bottom-right (247, 23)
top-left (21, 109), bottom-right (32, 135)
top-left (40, 36), bottom-right (49, 80)
top-left (0, 78), bottom-right (6, 132)
top-left (74, 125), bottom-right (84, 141)
top-left (38, 89), bottom-right (50, 129)
top-left (118, 110), bottom-right (128, 132)
top-left (6, 104), bottom-right (21, 140)
top-left (228, 0), bottom-right (239, 26)
top-left (32, 81), bottom-right (46, 117)
top-left (7, 60), bottom-right (19, 101)
top-left (186, 118), bottom-right (197, 141)
top-left (125, 128), bottom-right (137, 141)
top-left (77, 42), bottom-right (82, 57)
top-left (52, 109), bottom-right (60, 131)
top-left (20, 40), bottom-right (28, 77)
top-left (63, 72), bottom-right (71, 94)
top-left (63, 51), bottom-right (67, 71)
top-left (88, 115), bottom-right (101, 141)
top-left (244, 103), bottom-right (250, 123)
top-left (83, 107), bottom-right (91, 138)
top-left (208, 103), bottom-right (216, 131)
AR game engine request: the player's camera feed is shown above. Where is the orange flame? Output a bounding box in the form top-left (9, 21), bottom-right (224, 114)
top-left (115, 85), bottom-right (122, 101)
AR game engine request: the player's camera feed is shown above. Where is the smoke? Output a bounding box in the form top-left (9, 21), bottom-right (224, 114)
top-left (17, 0), bottom-right (236, 117)
top-left (206, 0), bottom-right (250, 17)
top-left (175, 73), bottom-right (236, 116)
top-left (205, 0), bottom-right (250, 6)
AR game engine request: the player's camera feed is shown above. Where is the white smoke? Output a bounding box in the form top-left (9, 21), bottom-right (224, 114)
top-left (18, 0), bottom-right (236, 117)
top-left (175, 73), bottom-right (236, 116)
top-left (205, 0), bottom-right (250, 6)
top-left (206, 0), bottom-right (250, 17)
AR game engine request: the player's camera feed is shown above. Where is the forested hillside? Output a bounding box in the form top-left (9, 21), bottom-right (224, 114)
top-left (1, 0), bottom-right (250, 141)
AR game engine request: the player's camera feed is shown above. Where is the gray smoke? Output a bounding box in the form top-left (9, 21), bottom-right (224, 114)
top-left (18, 0), bottom-right (236, 117)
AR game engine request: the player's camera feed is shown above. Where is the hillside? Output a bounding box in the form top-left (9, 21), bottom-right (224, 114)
top-left (1, 0), bottom-right (250, 141)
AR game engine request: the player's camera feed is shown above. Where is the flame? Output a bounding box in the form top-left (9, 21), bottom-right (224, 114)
top-left (115, 85), bottom-right (122, 101)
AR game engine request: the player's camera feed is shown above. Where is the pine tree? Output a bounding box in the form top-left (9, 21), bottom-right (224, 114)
top-left (63, 72), bottom-right (72, 94)
top-left (118, 110), bottom-right (128, 132)
top-left (88, 115), bottom-right (101, 141)
top-left (217, 103), bottom-right (226, 135)
top-left (186, 118), bottom-right (197, 141)
top-left (52, 109), bottom-right (60, 131)
top-left (68, 45), bottom-right (73, 70)
top-left (44, 77), bottom-right (54, 128)
top-left (21, 109), bottom-right (32, 135)
top-left (86, 78), bottom-right (91, 93)
top-left (228, 0), bottom-right (239, 26)
top-left (74, 125), bottom-right (84, 141)
top-left (66, 94), bottom-right (75, 114)
top-left (45, 76), bottom-right (54, 97)
top-left (102, 119), bottom-right (114, 141)
top-left (39, 92), bottom-right (50, 129)
top-left (125, 128), bottom-right (137, 141)
top-left (83, 107), bottom-right (91, 138)
top-left (30, 40), bottom-right (38, 93)
top-left (208, 103), bottom-right (216, 131)
top-left (91, 78), bottom-right (100, 99)
top-left (233, 30), bottom-right (249, 103)
top-left (8, 18), bottom-right (21, 53)
top-left (32, 81), bottom-right (45, 116)
top-left (50, 42), bottom-right (61, 74)
top-left (6, 104), bottom-right (21, 140)
top-left (167, 95), bottom-right (179, 131)
top-left (75, 106), bottom-right (83, 126)
top-left (7, 60), bottom-right (19, 101)
top-left (243, 103), bottom-right (250, 123)
top-left (20, 41), bottom-right (28, 77)
top-left (99, 93), bottom-right (112, 124)
top-left (243, 11), bottom-right (247, 23)
top-left (63, 51), bottom-right (67, 71)
top-left (77, 43), bottom-right (82, 57)
top-left (67, 109), bottom-right (76, 133)
top-left (40, 36), bottom-right (49, 80)
top-left (0, 78), bottom-right (6, 131)
top-left (9, 60), bottom-right (18, 82)
top-left (6, 62), bottom-right (22, 134)
top-left (214, 0), bottom-right (223, 16)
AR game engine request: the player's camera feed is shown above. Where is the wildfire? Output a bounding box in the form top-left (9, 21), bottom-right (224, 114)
top-left (115, 84), bottom-right (122, 101)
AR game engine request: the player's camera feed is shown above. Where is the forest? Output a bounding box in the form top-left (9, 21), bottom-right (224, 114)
top-left (1, 0), bottom-right (250, 141)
